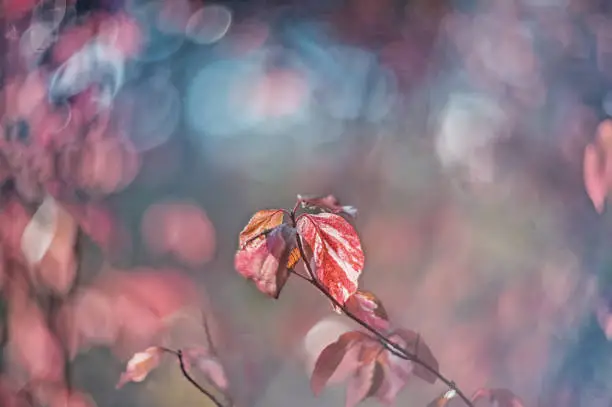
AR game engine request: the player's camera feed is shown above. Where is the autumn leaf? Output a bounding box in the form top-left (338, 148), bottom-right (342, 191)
top-left (287, 247), bottom-right (301, 269)
top-left (427, 389), bottom-right (458, 407)
top-left (583, 143), bottom-right (606, 213)
top-left (311, 328), bottom-right (425, 406)
top-left (344, 342), bottom-right (387, 407)
top-left (346, 361), bottom-right (377, 407)
top-left (341, 290), bottom-right (390, 332)
top-left (311, 331), bottom-right (375, 395)
top-left (375, 338), bottom-right (414, 404)
top-left (116, 346), bottom-right (163, 388)
top-left (471, 388), bottom-right (525, 407)
top-left (392, 329), bottom-right (438, 384)
top-left (238, 209), bottom-right (285, 248)
top-left (297, 213), bottom-right (365, 305)
top-left (234, 224), bottom-right (297, 298)
top-left (297, 194), bottom-right (358, 218)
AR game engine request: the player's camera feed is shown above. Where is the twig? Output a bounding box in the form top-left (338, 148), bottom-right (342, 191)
top-left (160, 348), bottom-right (224, 407)
top-left (202, 313), bottom-right (217, 356)
top-left (200, 316), bottom-right (235, 406)
top-left (289, 211), bottom-right (473, 407)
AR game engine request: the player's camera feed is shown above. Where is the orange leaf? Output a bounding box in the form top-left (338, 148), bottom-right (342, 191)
top-left (287, 246), bottom-right (301, 269)
top-left (234, 224), bottom-right (297, 298)
top-left (238, 209), bottom-right (285, 248)
top-left (427, 389), bottom-right (459, 407)
top-left (583, 142), bottom-right (606, 213)
top-left (116, 346), bottom-right (163, 388)
top-left (297, 213), bottom-right (365, 305)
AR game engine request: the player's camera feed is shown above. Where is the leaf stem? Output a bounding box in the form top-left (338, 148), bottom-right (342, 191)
top-left (160, 347), bottom-right (225, 407)
top-left (289, 212), bottom-right (474, 407)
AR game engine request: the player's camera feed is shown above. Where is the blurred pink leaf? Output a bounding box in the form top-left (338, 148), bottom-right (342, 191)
top-left (88, 268), bottom-right (204, 357)
top-left (78, 135), bottom-right (140, 195)
top-left (471, 388), bottom-right (525, 407)
top-left (7, 300), bottom-right (63, 382)
top-left (63, 203), bottom-right (132, 258)
top-left (184, 347), bottom-right (228, 390)
top-left (0, 198), bottom-right (31, 261)
top-left (72, 288), bottom-right (119, 351)
top-left (141, 201), bottom-right (216, 267)
top-left (584, 143), bottom-right (606, 213)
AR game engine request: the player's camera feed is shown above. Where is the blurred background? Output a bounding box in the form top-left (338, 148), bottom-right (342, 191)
top-left (2, 0), bottom-right (612, 406)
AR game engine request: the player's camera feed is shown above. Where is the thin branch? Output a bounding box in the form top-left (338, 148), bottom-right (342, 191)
top-left (202, 313), bottom-right (218, 356)
top-left (199, 317), bottom-right (235, 407)
top-left (290, 211), bottom-right (473, 407)
top-left (160, 348), bottom-right (225, 407)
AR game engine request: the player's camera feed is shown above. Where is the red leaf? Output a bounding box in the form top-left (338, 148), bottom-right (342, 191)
top-left (584, 143), bottom-right (606, 213)
top-left (297, 194), bottom-right (358, 218)
top-left (116, 346), bottom-right (163, 388)
top-left (238, 209), bottom-right (285, 248)
top-left (374, 336), bottom-right (414, 405)
top-left (346, 361), bottom-right (376, 407)
top-left (234, 224), bottom-right (297, 298)
top-left (342, 290), bottom-right (390, 332)
top-left (310, 331), bottom-right (373, 395)
top-left (296, 213), bottom-right (365, 305)
top-left (392, 329), bottom-right (438, 384)
top-left (471, 388), bottom-right (525, 407)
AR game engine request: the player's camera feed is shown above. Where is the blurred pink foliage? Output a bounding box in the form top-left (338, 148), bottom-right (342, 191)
top-left (1, 0), bottom-right (612, 406)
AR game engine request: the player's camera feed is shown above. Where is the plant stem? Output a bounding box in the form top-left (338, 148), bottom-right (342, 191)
top-left (161, 348), bottom-right (225, 407)
top-left (290, 212), bottom-right (474, 407)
